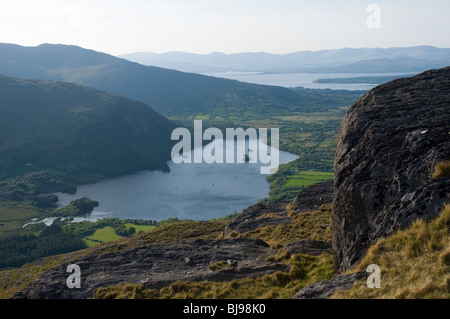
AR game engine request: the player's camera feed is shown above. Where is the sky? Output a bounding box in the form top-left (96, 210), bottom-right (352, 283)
top-left (0, 0), bottom-right (449, 56)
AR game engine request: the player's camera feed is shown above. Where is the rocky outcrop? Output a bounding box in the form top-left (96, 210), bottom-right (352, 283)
top-left (224, 180), bottom-right (334, 237)
top-left (333, 67), bottom-right (450, 273)
top-left (12, 179), bottom-right (336, 299)
top-left (13, 238), bottom-right (288, 299)
top-left (293, 272), bottom-right (367, 299)
top-left (292, 179), bottom-right (334, 213)
top-left (283, 240), bottom-right (332, 256)
top-left (223, 201), bottom-right (290, 237)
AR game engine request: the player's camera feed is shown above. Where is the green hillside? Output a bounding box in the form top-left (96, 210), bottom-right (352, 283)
top-left (0, 74), bottom-right (175, 181)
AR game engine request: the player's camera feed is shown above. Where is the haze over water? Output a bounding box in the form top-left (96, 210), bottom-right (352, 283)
top-left (202, 72), bottom-right (416, 90)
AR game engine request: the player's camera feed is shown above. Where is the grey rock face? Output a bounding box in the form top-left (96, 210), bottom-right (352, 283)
top-left (283, 239), bottom-right (332, 256)
top-left (292, 180), bottom-right (334, 213)
top-left (224, 180), bottom-right (334, 238)
top-left (12, 238), bottom-right (288, 299)
top-left (293, 272), bottom-right (367, 299)
top-left (223, 201), bottom-right (290, 237)
top-left (333, 67), bottom-right (450, 273)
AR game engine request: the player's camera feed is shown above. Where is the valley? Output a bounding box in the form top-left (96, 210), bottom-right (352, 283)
top-left (0, 59), bottom-right (363, 269)
top-left (0, 42), bottom-right (447, 301)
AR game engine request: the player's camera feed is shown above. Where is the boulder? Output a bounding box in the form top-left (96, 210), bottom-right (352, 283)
top-left (333, 67), bottom-right (450, 272)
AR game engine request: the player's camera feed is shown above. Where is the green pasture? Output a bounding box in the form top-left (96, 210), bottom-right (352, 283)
top-left (84, 224), bottom-right (156, 247)
top-left (282, 171), bottom-right (334, 189)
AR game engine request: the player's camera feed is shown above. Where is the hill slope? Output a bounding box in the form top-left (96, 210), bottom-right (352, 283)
top-left (0, 43), bottom-right (311, 116)
top-left (0, 74), bottom-right (175, 181)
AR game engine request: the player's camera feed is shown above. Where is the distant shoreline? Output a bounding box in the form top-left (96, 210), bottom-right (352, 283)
top-left (313, 74), bottom-right (412, 84)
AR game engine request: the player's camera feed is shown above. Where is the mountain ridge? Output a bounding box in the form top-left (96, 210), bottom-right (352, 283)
top-left (0, 43), bottom-right (314, 117)
top-left (119, 45), bottom-right (450, 73)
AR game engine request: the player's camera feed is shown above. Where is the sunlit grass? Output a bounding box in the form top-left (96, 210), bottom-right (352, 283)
top-left (0, 202), bottom-right (40, 236)
top-left (282, 171), bottom-right (334, 189)
top-left (226, 204), bottom-right (332, 248)
top-left (432, 160), bottom-right (450, 178)
top-left (93, 252), bottom-right (335, 299)
top-left (84, 224), bottom-right (157, 247)
top-left (331, 204), bottom-right (450, 299)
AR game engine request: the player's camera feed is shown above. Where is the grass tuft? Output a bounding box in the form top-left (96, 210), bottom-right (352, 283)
top-left (227, 205), bottom-right (332, 247)
top-left (432, 160), bottom-right (450, 178)
top-left (331, 204), bottom-right (450, 299)
top-left (93, 252), bottom-right (335, 299)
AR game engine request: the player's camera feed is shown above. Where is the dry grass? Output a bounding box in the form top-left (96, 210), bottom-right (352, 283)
top-left (0, 256), bottom-right (65, 299)
top-left (138, 220), bottom-right (227, 244)
top-left (0, 220), bottom-right (228, 298)
top-left (94, 206), bottom-right (335, 299)
top-left (432, 160), bottom-right (450, 178)
top-left (229, 205), bottom-right (332, 247)
top-left (208, 261), bottom-right (233, 271)
top-left (2, 206), bottom-right (334, 299)
top-left (93, 252), bottom-right (335, 299)
top-left (94, 205), bottom-right (335, 300)
top-left (331, 204), bottom-right (450, 299)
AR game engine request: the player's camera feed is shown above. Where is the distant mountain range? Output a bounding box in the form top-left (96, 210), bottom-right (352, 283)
top-left (0, 74), bottom-right (175, 181)
top-left (0, 43), bottom-right (309, 117)
top-left (119, 46), bottom-right (450, 74)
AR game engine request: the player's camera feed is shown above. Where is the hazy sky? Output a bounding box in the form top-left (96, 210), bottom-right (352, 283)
top-left (1, 0), bottom-right (449, 55)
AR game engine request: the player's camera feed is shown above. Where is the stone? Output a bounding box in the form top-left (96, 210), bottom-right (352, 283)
top-left (223, 201), bottom-right (290, 237)
top-left (12, 238), bottom-right (289, 299)
top-left (332, 67), bottom-right (450, 273)
top-left (224, 180), bottom-right (335, 238)
top-left (292, 179), bottom-right (334, 212)
top-left (293, 272), bottom-right (367, 299)
top-left (283, 239), bottom-right (332, 256)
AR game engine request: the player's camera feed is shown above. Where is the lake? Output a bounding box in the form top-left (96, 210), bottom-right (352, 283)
top-left (55, 138), bottom-right (299, 222)
top-left (201, 71), bottom-right (416, 90)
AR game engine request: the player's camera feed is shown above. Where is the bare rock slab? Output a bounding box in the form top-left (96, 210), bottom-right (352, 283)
top-left (333, 67), bottom-right (450, 272)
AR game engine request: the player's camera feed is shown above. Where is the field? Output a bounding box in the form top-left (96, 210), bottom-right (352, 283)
top-left (84, 224), bottom-right (156, 247)
top-left (282, 171), bottom-right (334, 188)
top-left (124, 223), bottom-right (156, 233)
top-left (0, 202), bottom-right (40, 236)
top-left (267, 170), bottom-right (334, 201)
